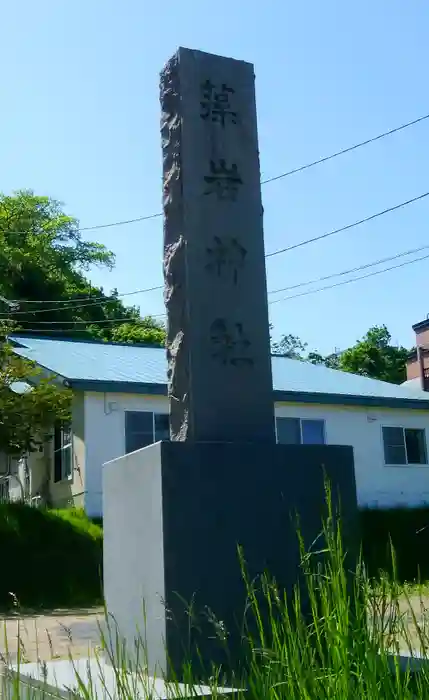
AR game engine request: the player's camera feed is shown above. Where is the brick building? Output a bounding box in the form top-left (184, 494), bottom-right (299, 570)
top-left (406, 318), bottom-right (429, 390)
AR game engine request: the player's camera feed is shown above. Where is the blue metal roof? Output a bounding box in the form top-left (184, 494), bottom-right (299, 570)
top-left (11, 335), bottom-right (167, 385)
top-left (10, 334), bottom-right (429, 410)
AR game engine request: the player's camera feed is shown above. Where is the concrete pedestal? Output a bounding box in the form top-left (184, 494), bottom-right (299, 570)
top-left (103, 441), bottom-right (358, 678)
top-left (2, 658), bottom-right (237, 699)
top-left (3, 651), bottom-right (426, 699)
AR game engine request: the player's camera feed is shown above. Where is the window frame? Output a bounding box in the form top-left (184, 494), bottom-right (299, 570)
top-left (154, 412), bottom-right (170, 442)
top-left (382, 425), bottom-right (428, 467)
top-left (124, 411), bottom-right (170, 454)
top-left (53, 423), bottom-right (73, 483)
top-left (275, 416), bottom-right (326, 446)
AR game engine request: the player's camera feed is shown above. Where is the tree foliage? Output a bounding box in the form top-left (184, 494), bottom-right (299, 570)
top-left (0, 190), bottom-right (165, 345)
top-left (334, 325), bottom-right (409, 385)
top-left (0, 325), bottom-right (71, 458)
top-left (111, 317), bottom-right (167, 346)
top-left (0, 192), bottom-right (169, 457)
top-left (271, 333), bottom-right (308, 359)
top-left (273, 325), bottom-right (410, 384)
top-left (307, 351), bottom-right (341, 370)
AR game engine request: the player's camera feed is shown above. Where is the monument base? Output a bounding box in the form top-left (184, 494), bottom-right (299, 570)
top-left (3, 651), bottom-right (427, 700)
top-left (2, 658), bottom-right (237, 699)
top-left (103, 441), bottom-right (358, 679)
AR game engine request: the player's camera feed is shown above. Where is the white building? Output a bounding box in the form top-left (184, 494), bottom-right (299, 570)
top-left (5, 334), bottom-right (429, 516)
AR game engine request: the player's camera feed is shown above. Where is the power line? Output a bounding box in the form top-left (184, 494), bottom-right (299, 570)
top-left (8, 236), bottom-right (429, 317)
top-left (77, 212), bottom-right (162, 231)
top-left (269, 251), bottom-right (429, 305)
top-left (7, 327), bottom-right (101, 334)
top-left (268, 242), bottom-right (429, 295)
top-left (12, 314), bottom-right (166, 327)
top-left (260, 112), bottom-right (429, 185)
top-left (0, 212), bottom-right (162, 238)
top-left (7, 286), bottom-right (163, 304)
top-left (13, 249), bottom-right (429, 328)
top-left (3, 285), bottom-right (163, 315)
top-left (265, 191), bottom-right (429, 258)
top-left (3, 189), bottom-right (429, 316)
top-left (5, 325), bottom-right (165, 334)
top-left (12, 248), bottom-right (429, 331)
top-left (1, 111), bottom-right (428, 238)
top-left (8, 327), bottom-right (139, 334)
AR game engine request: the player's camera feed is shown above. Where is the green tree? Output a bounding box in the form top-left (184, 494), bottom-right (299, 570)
top-left (273, 325), bottom-right (409, 384)
top-left (335, 325), bottom-right (409, 384)
top-left (111, 317), bottom-right (166, 346)
top-left (308, 351), bottom-right (341, 370)
top-left (272, 333), bottom-right (308, 359)
top-left (0, 190), bottom-right (164, 344)
top-left (0, 324), bottom-right (71, 457)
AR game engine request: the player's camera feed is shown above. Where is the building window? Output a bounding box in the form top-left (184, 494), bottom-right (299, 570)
top-left (53, 423), bottom-right (72, 482)
top-left (125, 412), bottom-right (170, 454)
top-left (382, 427), bottom-right (427, 465)
top-left (276, 417), bottom-right (326, 445)
top-left (154, 413), bottom-right (170, 442)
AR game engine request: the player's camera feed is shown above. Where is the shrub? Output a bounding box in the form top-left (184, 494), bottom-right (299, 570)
top-left (0, 503), bottom-right (103, 610)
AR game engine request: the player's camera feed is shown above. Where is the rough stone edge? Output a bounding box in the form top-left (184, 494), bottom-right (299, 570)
top-left (160, 51), bottom-right (190, 441)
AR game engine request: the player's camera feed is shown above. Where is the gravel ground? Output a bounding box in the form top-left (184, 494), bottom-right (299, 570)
top-left (0, 609), bottom-right (104, 664)
top-left (1, 595), bottom-right (429, 665)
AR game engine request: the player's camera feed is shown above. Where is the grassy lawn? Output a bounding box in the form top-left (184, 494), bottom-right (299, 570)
top-left (0, 504), bottom-right (103, 611)
top-left (2, 504), bottom-right (429, 696)
top-left (3, 512), bottom-right (429, 698)
top-left (1, 503), bottom-right (429, 613)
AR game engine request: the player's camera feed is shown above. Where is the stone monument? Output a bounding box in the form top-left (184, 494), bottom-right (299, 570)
top-left (102, 47), bottom-right (358, 678)
top-left (2, 49), bottom-right (416, 700)
top-left (162, 48), bottom-right (275, 445)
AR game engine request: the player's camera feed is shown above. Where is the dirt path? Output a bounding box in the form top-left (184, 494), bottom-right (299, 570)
top-left (2, 594), bottom-right (429, 666)
top-left (396, 594), bottom-right (429, 652)
top-left (0, 609), bottom-right (104, 664)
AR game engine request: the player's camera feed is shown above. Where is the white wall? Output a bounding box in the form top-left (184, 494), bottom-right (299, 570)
top-left (83, 391), bottom-right (429, 516)
top-left (276, 402), bottom-right (429, 508)
top-left (103, 445), bottom-right (166, 674)
top-left (84, 392), bottom-right (168, 516)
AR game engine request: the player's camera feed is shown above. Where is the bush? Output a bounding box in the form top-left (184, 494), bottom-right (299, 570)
top-left (1, 504), bottom-right (428, 614)
top-left (0, 503), bottom-right (103, 610)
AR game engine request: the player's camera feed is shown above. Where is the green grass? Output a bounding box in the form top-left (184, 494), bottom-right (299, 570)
top-left (230, 532), bottom-right (425, 699)
top-left (4, 505), bottom-right (429, 698)
top-left (0, 503), bottom-right (103, 611)
top-left (1, 503), bottom-right (429, 616)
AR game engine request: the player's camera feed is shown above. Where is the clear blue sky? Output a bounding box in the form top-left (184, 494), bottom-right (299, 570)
top-left (1, 0), bottom-right (428, 354)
